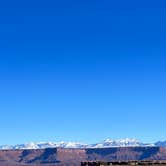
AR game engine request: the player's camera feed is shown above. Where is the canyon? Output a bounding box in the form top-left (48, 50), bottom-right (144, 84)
top-left (0, 147), bottom-right (166, 166)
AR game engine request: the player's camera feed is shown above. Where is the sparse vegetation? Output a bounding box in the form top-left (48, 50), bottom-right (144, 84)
top-left (81, 161), bottom-right (166, 166)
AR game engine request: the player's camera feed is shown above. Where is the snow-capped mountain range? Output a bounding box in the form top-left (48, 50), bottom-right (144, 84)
top-left (0, 138), bottom-right (165, 150)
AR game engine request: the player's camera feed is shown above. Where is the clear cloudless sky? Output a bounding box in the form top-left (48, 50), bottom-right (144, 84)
top-left (0, 0), bottom-right (166, 145)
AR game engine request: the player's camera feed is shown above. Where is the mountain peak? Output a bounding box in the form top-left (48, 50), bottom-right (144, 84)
top-left (0, 138), bottom-right (165, 150)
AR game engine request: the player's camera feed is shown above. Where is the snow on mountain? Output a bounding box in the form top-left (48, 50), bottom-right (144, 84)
top-left (88, 138), bottom-right (154, 148)
top-left (0, 138), bottom-right (157, 150)
top-left (12, 141), bottom-right (88, 149)
top-left (0, 145), bottom-right (14, 150)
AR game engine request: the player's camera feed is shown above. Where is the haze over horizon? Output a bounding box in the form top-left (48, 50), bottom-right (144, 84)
top-left (0, 0), bottom-right (166, 145)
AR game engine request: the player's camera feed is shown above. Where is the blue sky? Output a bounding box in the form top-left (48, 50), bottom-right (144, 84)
top-left (0, 0), bottom-right (166, 145)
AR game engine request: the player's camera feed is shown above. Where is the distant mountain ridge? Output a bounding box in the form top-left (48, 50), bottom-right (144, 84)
top-left (155, 141), bottom-right (166, 147)
top-left (0, 138), bottom-right (165, 150)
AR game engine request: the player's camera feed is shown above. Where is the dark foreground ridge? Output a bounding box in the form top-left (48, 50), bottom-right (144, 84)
top-left (0, 147), bottom-right (166, 165)
top-left (81, 161), bottom-right (166, 166)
